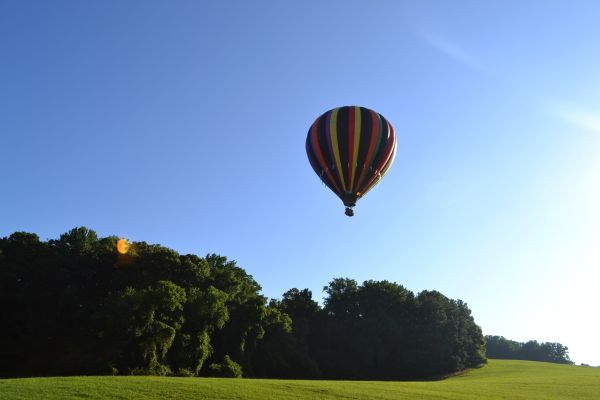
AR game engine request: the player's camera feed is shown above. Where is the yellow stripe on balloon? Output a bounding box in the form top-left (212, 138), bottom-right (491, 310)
top-left (350, 106), bottom-right (361, 192)
top-left (330, 108), bottom-right (346, 192)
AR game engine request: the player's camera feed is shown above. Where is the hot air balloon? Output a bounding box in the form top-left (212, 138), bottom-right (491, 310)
top-left (306, 106), bottom-right (397, 216)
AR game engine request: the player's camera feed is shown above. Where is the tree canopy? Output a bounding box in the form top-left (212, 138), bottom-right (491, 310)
top-left (1, 228), bottom-right (487, 379)
top-left (485, 336), bottom-right (572, 364)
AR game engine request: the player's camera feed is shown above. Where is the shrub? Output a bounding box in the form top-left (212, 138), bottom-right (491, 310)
top-left (207, 356), bottom-right (243, 378)
top-left (174, 368), bottom-right (194, 377)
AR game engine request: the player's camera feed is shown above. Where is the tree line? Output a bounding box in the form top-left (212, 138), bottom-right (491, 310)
top-left (0, 228), bottom-right (487, 379)
top-left (485, 335), bottom-right (572, 364)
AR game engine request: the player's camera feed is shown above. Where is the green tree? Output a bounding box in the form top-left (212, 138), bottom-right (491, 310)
top-left (95, 281), bottom-right (186, 374)
top-left (169, 286), bottom-right (229, 375)
top-left (0, 228), bottom-right (489, 379)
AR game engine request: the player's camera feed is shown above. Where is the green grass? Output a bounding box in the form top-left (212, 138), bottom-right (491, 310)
top-left (1, 360), bottom-right (599, 399)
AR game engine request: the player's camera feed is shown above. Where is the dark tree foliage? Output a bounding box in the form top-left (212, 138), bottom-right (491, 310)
top-left (309, 280), bottom-right (486, 379)
top-left (207, 355), bottom-right (243, 378)
top-left (485, 336), bottom-right (572, 364)
top-left (0, 228), bottom-right (487, 379)
top-left (0, 228), bottom-right (282, 377)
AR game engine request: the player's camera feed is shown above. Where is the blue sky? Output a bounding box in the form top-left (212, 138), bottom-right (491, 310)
top-left (2, 1), bottom-right (599, 365)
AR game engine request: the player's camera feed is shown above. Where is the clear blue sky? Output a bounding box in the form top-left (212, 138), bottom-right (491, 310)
top-left (2, 1), bottom-right (599, 366)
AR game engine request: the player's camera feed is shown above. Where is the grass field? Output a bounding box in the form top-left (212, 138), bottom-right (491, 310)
top-left (1, 360), bottom-right (599, 400)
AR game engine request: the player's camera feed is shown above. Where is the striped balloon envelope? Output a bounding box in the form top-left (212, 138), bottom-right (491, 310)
top-left (306, 106), bottom-right (397, 216)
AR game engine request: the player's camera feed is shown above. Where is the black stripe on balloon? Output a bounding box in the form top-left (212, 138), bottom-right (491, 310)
top-left (336, 106), bottom-right (350, 191)
top-left (308, 122), bottom-right (326, 175)
top-left (363, 146), bottom-right (395, 194)
top-left (319, 111), bottom-right (343, 192)
top-left (315, 114), bottom-right (333, 172)
top-left (306, 134), bottom-right (341, 197)
top-left (306, 137), bottom-right (322, 176)
top-left (353, 107), bottom-right (373, 192)
top-left (371, 115), bottom-right (391, 173)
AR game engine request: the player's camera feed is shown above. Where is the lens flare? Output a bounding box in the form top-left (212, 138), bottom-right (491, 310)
top-left (117, 238), bottom-right (130, 254)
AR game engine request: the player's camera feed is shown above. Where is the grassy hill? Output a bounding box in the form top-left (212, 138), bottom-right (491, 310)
top-left (1, 360), bottom-right (598, 400)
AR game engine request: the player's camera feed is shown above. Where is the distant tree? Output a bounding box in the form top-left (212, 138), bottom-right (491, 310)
top-left (539, 342), bottom-right (571, 364)
top-left (485, 335), bottom-right (572, 364)
top-left (485, 335), bottom-right (520, 359)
